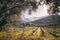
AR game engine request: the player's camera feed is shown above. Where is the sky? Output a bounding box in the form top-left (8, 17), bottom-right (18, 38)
top-left (21, 4), bottom-right (49, 22)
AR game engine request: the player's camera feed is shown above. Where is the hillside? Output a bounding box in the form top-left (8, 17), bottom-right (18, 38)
top-left (30, 15), bottom-right (60, 27)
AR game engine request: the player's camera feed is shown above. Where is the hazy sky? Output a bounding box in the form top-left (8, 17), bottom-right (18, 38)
top-left (21, 4), bottom-right (49, 22)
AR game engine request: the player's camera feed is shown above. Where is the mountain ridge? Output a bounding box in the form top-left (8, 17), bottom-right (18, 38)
top-left (27, 15), bottom-right (60, 27)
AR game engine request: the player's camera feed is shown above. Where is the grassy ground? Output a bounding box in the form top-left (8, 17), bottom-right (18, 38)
top-left (0, 25), bottom-right (60, 40)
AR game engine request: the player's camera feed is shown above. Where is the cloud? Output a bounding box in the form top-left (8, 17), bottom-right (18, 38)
top-left (21, 4), bottom-right (49, 22)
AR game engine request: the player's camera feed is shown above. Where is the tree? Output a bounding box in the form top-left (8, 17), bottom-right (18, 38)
top-left (46, 0), bottom-right (60, 26)
top-left (46, 0), bottom-right (60, 34)
top-left (0, 0), bottom-right (38, 31)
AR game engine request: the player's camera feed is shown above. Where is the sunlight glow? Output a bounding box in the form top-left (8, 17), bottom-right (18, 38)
top-left (21, 4), bottom-right (49, 22)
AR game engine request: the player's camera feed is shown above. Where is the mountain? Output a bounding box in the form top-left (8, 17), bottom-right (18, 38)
top-left (28, 15), bottom-right (60, 27)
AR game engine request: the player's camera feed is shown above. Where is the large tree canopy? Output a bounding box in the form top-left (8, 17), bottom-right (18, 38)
top-left (46, 0), bottom-right (60, 13)
top-left (0, 0), bottom-right (39, 31)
